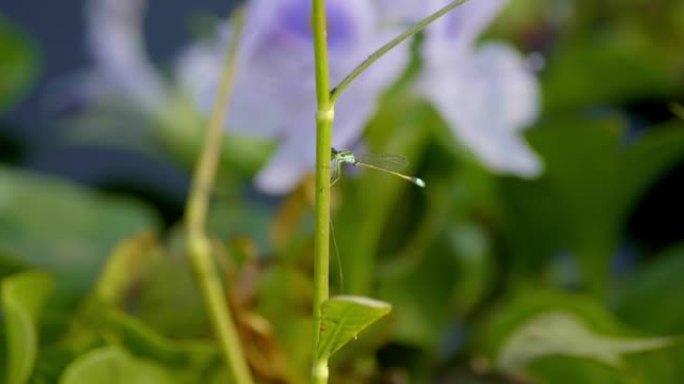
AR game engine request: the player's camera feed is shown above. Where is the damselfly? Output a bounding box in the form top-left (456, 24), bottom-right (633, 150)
top-left (330, 148), bottom-right (425, 187)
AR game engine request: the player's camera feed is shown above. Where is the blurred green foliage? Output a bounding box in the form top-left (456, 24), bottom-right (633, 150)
top-left (2, 1), bottom-right (684, 383)
top-left (0, 14), bottom-right (39, 113)
top-left (2, 271), bottom-right (53, 384)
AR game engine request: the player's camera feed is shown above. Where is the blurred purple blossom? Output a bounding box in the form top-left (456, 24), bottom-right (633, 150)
top-left (177, 0), bottom-right (408, 193)
top-left (77, 0), bottom-right (542, 194)
top-left (376, 0), bottom-right (432, 25)
top-left (85, 0), bottom-right (167, 112)
top-left (418, 0), bottom-right (543, 177)
top-left (422, 42), bottom-right (541, 175)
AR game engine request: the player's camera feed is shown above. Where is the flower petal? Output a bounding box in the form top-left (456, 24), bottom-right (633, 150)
top-left (255, 132), bottom-right (316, 193)
top-left (424, 0), bottom-right (508, 67)
top-left (86, 0), bottom-right (166, 112)
top-left (422, 43), bottom-right (542, 177)
top-left (177, 0), bottom-right (409, 193)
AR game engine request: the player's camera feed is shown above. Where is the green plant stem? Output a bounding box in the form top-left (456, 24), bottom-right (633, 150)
top-left (310, 0), bottom-right (470, 381)
top-left (184, 8), bottom-right (253, 384)
top-left (329, 0), bottom-right (471, 104)
top-left (311, 0), bottom-right (334, 382)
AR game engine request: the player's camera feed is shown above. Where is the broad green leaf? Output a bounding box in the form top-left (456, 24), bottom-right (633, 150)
top-left (377, 233), bottom-right (462, 349)
top-left (543, 38), bottom-right (677, 111)
top-left (0, 167), bottom-right (158, 313)
top-left (497, 311), bottom-right (672, 373)
top-left (0, 14), bottom-right (39, 113)
top-left (103, 308), bottom-right (218, 370)
top-left (615, 244), bottom-right (684, 333)
top-left (316, 295), bottom-right (391, 360)
top-left (500, 117), bottom-right (684, 291)
top-left (59, 346), bottom-right (177, 384)
top-left (619, 121), bottom-right (684, 210)
top-left (2, 271), bottom-right (54, 384)
top-left (55, 234), bottom-right (219, 379)
top-left (93, 233), bottom-right (161, 306)
top-left (525, 355), bottom-right (632, 384)
top-left (57, 299), bottom-right (219, 382)
top-left (475, 290), bottom-right (684, 382)
top-left (85, 233), bottom-right (210, 339)
top-left (135, 252), bottom-right (210, 339)
top-left (475, 290), bottom-right (623, 360)
top-left (500, 115), bottom-right (623, 290)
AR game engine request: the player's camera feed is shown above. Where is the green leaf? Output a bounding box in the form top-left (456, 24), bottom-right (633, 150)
top-left (377, 233), bottom-right (463, 349)
top-left (475, 290), bottom-right (684, 382)
top-left (103, 308), bottom-right (218, 370)
top-left (615, 244), bottom-right (684, 334)
top-left (0, 167), bottom-right (158, 313)
top-left (316, 295), bottom-right (391, 360)
top-left (91, 233), bottom-right (161, 307)
top-left (543, 38), bottom-right (677, 111)
top-left (83, 233), bottom-right (211, 339)
top-left (2, 271), bottom-right (54, 384)
top-left (0, 14), bottom-right (39, 113)
top-left (476, 290), bottom-right (624, 360)
top-left (256, 266), bottom-right (313, 383)
top-left (59, 346), bottom-right (178, 384)
top-left (501, 115), bottom-right (623, 289)
top-left (497, 311), bottom-right (672, 373)
top-left (619, 121), bottom-right (684, 209)
top-left (500, 117), bottom-right (684, 291)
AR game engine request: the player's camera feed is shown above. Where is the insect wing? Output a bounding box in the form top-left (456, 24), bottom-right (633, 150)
top-left (330, 158), bottom-right (342, 185)
top-left (354, 153), bottom-right (409, 172)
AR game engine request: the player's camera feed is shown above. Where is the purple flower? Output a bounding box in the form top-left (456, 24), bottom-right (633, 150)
top-left (85, 0), bottom-right (167, 112)
top-left (419, 0), bottom-right (543, 176)
top-left (177, 0), bottom-right (409, 193)
top-left (375, 0), bottom-right (432, 25)
top-left (78, 0), bottom-right (541, 194)
top-left (421, 43), bottom-right (541, 175)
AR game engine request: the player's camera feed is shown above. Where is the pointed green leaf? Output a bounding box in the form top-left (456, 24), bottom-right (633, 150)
top-left (497, 311), bottom-right (673, 373)
top-left (2, 271), bottom-right (54, 384)
top-left (59, 346), bottom-right (177, 384)
top-left (316, 295), bottom-right (391, 360)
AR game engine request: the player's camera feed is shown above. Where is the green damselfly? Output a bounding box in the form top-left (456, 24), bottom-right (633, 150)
top-left (330, 148), bottom-right (426, 187)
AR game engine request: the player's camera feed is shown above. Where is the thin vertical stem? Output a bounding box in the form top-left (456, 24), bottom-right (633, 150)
top-left (184, 8), bottom-right (253, 384)
top-left (311, 0), bottom-right (334, 382)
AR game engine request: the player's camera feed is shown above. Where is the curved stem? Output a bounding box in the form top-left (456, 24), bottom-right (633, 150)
top-left (329, 0), bottom-right (471, 104)
top-left (184, 8), bottom-right (253, 384)
top-left (311, 0), bottom-right (333, 382)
